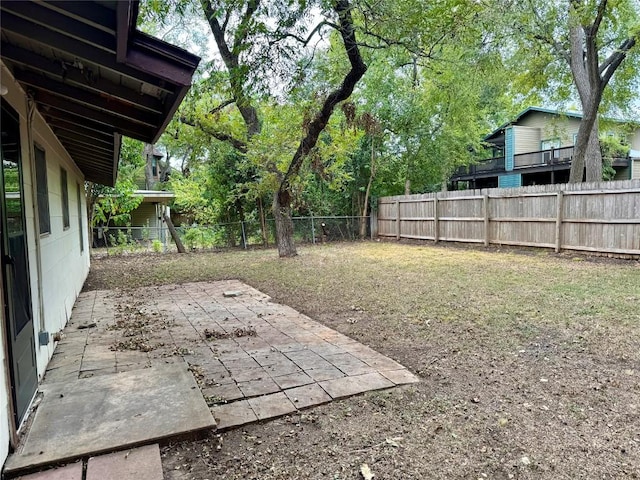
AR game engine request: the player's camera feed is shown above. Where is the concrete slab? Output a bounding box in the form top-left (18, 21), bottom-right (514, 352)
top-left (86, 444), bottom-right (163, 480)
top-left (5, 364), bottom-right (215, 476)
top-left (15, 462), bottom-right (82, 480)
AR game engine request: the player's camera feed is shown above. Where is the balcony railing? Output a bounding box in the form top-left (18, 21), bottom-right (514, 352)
top-left (514, 146), bottom-right (574, 168)
top-left (454, 156), bottom-right (505, 176)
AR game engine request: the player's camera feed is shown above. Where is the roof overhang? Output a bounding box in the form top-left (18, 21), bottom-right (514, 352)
top-left (134, 190), bottom-right (175, 203)
top-left (0, 0), bottom-right (200, 186)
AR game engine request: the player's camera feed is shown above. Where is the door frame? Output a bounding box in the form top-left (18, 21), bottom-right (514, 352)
top-left (0, 269), bottom-right (19, 447)
top-left (1, 98), bottom-right (38, 438)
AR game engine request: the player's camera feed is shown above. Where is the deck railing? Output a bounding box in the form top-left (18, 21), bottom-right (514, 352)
top-left (454, 156), bottom-right (505, 176)
top-left (514, 146), bottom-right (574, 168)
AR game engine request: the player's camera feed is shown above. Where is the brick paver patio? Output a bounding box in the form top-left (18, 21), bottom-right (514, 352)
top-left (47, 280), bottom-right (418, 430)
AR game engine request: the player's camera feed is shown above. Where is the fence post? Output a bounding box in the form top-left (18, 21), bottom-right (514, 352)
top-left (311, 214), bottom-right (316, 244)
top-left (483, 193), bottom-right (490, 247)
top-left (241, 221), bottom-right (247, 249)
top-left (433, 193), bottom-right (439, 243)
top-left (555, 191), bottom-right (563, 253)
top-left (395, 200), bottom-right (401, 240)
top-left (370, 210), bottom-right (378, 240)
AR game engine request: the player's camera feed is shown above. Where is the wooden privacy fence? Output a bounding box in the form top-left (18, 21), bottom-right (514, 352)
top-left (377, 179), bottom-right (640, 256)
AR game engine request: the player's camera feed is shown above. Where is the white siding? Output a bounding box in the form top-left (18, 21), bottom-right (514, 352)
top-left (633, 159), bottom-right (640, 180)
top-left (0, 63), bottom-right (90, 465)
top-left (518, 111), bottom-right (581, 147)
top-left (513, 126), bottom-right (541, 154)
top-left (130, 203), bottom-right (162, 239)
top-left (629, 129), bottom-right (640, 151)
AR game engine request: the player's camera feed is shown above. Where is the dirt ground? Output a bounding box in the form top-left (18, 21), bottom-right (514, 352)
top-left (84, 242), bottom-right (640, 480)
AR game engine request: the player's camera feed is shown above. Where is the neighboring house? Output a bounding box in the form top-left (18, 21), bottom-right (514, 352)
top-left (450, 107), bottom-right (640, 189)
top-left (0, 0), bottom-right (199, 468)
top-left (129, 190), bottom-right (175, 242)
top-left (95, 190), bottom-right (175, 247)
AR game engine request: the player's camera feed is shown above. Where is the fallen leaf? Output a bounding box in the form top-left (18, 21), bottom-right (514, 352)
top-left (385, 437), bottom-right (403, 448)
top-left (360, 463), bottom-right (374, 479)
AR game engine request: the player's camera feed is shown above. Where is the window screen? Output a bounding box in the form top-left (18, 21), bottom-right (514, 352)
top-left (34, 145), bottom-right (50, 234)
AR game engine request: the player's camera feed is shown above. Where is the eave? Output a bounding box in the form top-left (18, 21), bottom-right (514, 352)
top-left (0, 0), bottom-right (200, 187)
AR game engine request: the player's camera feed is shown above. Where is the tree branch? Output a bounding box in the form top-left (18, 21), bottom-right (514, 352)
top-left (179, 115), bottom-right (248, 153)
top-left (278, 0), bottom-right (367, 198)
top-left (601, 36), bottom-right (637, 88)
top-left (210, 99), bottom-right (235, 115)
top-left (232, 0), bottom-right (260, 57)
top-left (269, 20), bottom-right (335, 47)
top-left (591, 0), bottom-right (608, 37)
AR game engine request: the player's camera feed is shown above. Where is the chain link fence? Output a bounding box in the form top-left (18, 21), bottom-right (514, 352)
top-left (92, 216), bottom-right (371, 254)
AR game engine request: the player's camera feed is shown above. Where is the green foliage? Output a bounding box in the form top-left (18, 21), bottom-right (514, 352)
top-left (600, 134), bottom-right (630, 180)
top-left (152, 239), bottom-right (164, 253)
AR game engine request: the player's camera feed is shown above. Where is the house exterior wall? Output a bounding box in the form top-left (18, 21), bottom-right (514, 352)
top-left (513, 126), bottom-right (541, 154)
top-left (516, 111), bottom-right (582, 147)
top-left (0, 63), bottom-right (90, 465)
top-left (498, 173), bottom-right (522, 188)
top-left (629, 130), bottom-right (640, 150)
top-left (632, 159), bottom-right (640, 180)
top-left (130, 202), bottom-right (161, 239)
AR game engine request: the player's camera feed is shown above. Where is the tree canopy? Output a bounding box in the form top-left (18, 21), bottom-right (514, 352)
top-left (125, 0), bottom-right (640, 254)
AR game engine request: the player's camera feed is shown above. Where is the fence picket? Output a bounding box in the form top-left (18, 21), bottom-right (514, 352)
top-left (377, 180), bottom-right (640, 256)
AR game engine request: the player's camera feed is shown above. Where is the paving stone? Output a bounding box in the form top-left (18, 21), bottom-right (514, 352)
top-left (263, 361), bottom-right (302, 378)
top-left (306, 365), bottom-right (346, 382)
top-left (319, 372), bottom-right (394, 399)
top-left (228, 366), bottom-right (267, 382)
top-left (212, 400), bottom-right (258, 429)
top-left (323, 353), bottom-right (376, 376)
top-left (379, 369), bottom-right (421, 385)
top-left (251, 351), bottom-right (288, 367)
top-left (201, 381), bottom-right (243, 401)
top-left (284, 384), bottom-right (332, 409)
top-left (272, 372), bottom-right (314, 389)
top-left (16, 462), bottom-right (83, 480)
top-left (222, 357), bottom-right (261, 371)
top-left (309, 342), bottom-right (346, 357)
top-left (248, 392), bottom-right (297, 420)
top-left (86, 444), bottom-right (163, 480)
top-left (284, 351), bottom-right (328, 369)
top-left (238, 377), bottom-right (280, 397)
top-left (79, 367), bottom-right (116, 379)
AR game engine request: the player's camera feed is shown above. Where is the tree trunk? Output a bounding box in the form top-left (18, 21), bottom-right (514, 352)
top-left (273, 0), bottom-right (367, 256)
top-left (163, 211), bottom-right (186, 253)
top-left (404, 178), bottom-right (411, 196)
top-left (585, 120), bottom-right (602, 182)
top-left (273, 191), bottom-right (296, 257)
top-left (144, 143), bottom-right (154, 189)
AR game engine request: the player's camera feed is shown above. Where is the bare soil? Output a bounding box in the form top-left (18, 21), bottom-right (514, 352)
top-left (84, 242), bottom-right (640, 480)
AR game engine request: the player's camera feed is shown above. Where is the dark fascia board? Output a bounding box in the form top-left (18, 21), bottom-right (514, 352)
top-left (116, 0), bottom-right (134, 62)
top-left (112, 133), bottom-right (122, 186)
top-left (152, 83), bottom-right (190, 143)
top-left (116, 1), bottom-right (200, 86)
top-left (0, 10), bottom-right (176, 93)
